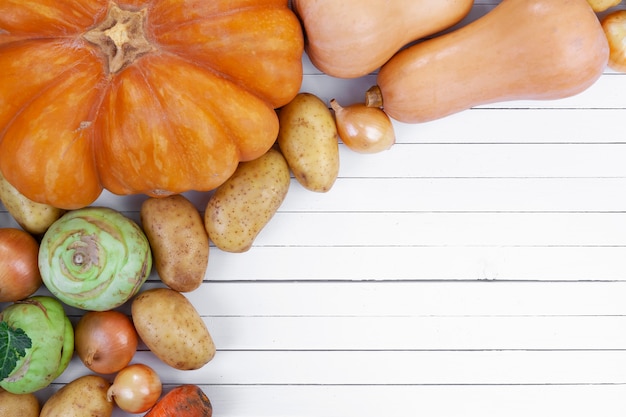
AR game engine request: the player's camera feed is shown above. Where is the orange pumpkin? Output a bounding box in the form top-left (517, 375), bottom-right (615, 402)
top-left (0, 0), bottom-right (303, 209)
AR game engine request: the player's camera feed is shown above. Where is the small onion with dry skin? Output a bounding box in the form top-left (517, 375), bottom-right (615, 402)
top-left (107, 363), bottom-right (162, 414)
top-left (0, 228), bottom-right (41, 302)
top-left (602, 10), bottom-right (626, 73)
top-left (330, 98), bottom-right (395, 154)
top-left (74, 310), bottom-right (138, 374)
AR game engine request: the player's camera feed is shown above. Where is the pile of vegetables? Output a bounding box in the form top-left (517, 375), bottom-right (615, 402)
top-left (1, 0), bottom-right (626, 415)
top-left (0, 204), bottom-right (215, 415)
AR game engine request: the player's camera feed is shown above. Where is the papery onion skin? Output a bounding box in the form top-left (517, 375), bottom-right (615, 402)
top-left (330, 98), bottom-right (396, 154)
top-left (75, 310), bottom-right (138, 374)
top-left (107, 363), bottom-right (162, 414)
top-left (38, 207), bottom-right (152, 311)
top-left (602, 10), bottom-right (626, 73)
top-left (0, 228), bottom-right (42, 302)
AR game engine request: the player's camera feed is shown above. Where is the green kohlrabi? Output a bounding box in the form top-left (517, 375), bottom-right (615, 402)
top-left (38, 206), bottom-right (152, 311)
top-left (0, 296), bottom-right (74, 394)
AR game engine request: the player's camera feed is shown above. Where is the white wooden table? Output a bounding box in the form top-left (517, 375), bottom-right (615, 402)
top-left (5, 1), bottom-right (626, 415)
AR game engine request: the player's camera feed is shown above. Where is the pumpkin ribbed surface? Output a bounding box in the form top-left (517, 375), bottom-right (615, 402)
top-left (0, 0), bottom-right (303, 209)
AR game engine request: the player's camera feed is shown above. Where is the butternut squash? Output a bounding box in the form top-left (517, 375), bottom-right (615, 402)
top-left (368, 0), bottom-right (609, 123)
top-left (292, 0), bottom-right (474, 78)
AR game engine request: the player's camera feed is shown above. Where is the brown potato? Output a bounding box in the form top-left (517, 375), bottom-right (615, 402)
top-left (204, 148), bottom-right (290, 253)
top-left (0, 388), bottom-right (40, 417)
top-left (39, 375), bottom-right (113, 417)
top-left (0, 170), bottom-right (65, 235)
top-left (132, 287), bottom-right (216, 370)
top-left (140, 194), bottom-right (209, 292)
top-left (277, 92), bottom-right (339, 192)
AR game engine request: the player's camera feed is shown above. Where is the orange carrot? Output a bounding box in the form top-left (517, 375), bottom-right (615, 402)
top-left (144, 384), bottom-right (212, 417)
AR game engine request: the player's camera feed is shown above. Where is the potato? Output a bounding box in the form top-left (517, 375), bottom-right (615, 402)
top-left (141, 194), bottom-right (209, 292)
top-left (0, 388), bottom-right (40, 417)
top-left (277, 92), bottom-right (340, 192)
top-left (0, 171), bottom-right (65, 235)
top-left (132, 287), bottom-right (216, 370)
top-left (204, 148), bottom-right (290, 253)
top-left (39, 375), bottom-right (113, 417)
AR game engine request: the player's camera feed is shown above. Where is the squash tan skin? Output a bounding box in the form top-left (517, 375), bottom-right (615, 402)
top-left (374, 0), bottom-right (610, 124)
top-left (292, 0), bottom-right (474, 78)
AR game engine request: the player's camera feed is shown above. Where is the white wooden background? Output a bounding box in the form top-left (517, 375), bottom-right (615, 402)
top-left (3, 1), bottom-right (626, 415)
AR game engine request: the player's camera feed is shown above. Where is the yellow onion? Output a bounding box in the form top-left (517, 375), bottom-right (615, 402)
top-left (0, 228), bottom-right (41, 302)
top-left (38, 207), bottom-right (152, 311)
top-left (330, 98), bottom-right (395, 154)
top-left (74, 310), bottom-right (138, 374)
top-left (107, 363), bottom-right (162, 414)
top-left (602, 10), bottom-right (626, 73)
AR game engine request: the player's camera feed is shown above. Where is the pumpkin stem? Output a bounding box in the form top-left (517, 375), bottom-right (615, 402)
top-left (83, 4), bottom-right (154, 74)
top-left (365, 85), bottom-right (384, 108)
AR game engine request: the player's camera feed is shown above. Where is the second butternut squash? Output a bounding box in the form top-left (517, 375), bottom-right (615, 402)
top-left (369, 0), bottom-right (609, 123)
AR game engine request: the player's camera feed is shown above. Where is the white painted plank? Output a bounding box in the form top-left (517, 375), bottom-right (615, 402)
top-left (390, 109), bottom-right (626, 144)
top-left (148, 281), bottom-right (626, 317)
top-left (282, 178), bottom-right (626, 213)
top-left (248, 212), bottom-right (626, 247)
top-left (334, 144), bottom-right (626, 178)
top-left (187, 316), bottom-right (626, 351)
top-left (55, 350), bottom-right (626, 385)
top-left (36, 384), bottom-right (626, 417)
top-left (201, 384), bottom-right (626, 417)
top-left (200, 245), bottom-right (626, 281)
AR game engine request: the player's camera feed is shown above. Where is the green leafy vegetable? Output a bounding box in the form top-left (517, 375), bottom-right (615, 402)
top-left (0, 321), bottom-right (31, 381)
